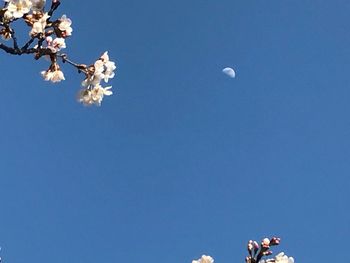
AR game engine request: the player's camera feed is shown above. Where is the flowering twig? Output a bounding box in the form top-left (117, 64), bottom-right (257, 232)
top-left (57, 53), bottom-right (87, 73)
top-left (0, 0), bottom-right (117, 106)
top-left (191, 237), bottom-right (294, 263)
top-left (245, 237), bottom-right (294, 263)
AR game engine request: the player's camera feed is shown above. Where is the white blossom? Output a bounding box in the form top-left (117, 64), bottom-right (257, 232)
top-left (52, 37), bottom-right (66, 50)
top-left (6, 0), bottom-right (32, 19)
top-left (29, 12), bottom-right (49, 36)
top-left (58, 14), bottom-right (73, 37)
top-left (77, 89), bottom-right (93, 106)
top-left (43, 36), bottom-right (66, 52)
top-left (192, 255), bottom-right (214, 263)
top-left (81, 52), bottom-right (116, 88)
top-left (274, 252), bottom-right (294, 263)
top-left (41, 66), bottom-right (65, 83)
top-left (93, 59), bottom-right (105, 79)
top-left (78, 84), bottom-right (112, 106)
top-left (99, 51), bottom-right (116, 82)
top-left (81, 74), bottom-right (102, 88)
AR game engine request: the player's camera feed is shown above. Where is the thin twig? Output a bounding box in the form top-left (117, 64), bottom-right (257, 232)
top-left (21, 36), bottom-right (36, 50)
top-left (57, 53), bottom-right (88, 74)
top-left (0, 43), bottom-right (15, 54)
top-left (48, 0), bottom-right (61, 17)
top-left (10, 28), bottom-right (19, 51)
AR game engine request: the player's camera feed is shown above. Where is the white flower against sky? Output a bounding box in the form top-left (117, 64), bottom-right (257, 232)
top-left (52, 37), bottom-right (66, 49)
top-left (274, 252), bottom-right (294, 263)
top-left (29, 12), bottom-right (49, 36)
top-left (100, 51), bottom-right (117, 81)
top-left (192, 255), bottom-right (214, 263)
top-left (51, 37), bottom-right (66, 50)
top-left (93, 59), bottom-right (105, 78)
top-left (91, 84), bottom-right (112, 105)
top-left (58, 15), bottom-right (73, 37)
top-left (103, 61), bottom-right (116, 81)
top-left (81, 73), bottom-right (102, 88)
top-left (6, 0), bottom-right (32, 19)
top-left (79, 84), bottom-right (112, 106)
top-left (78, 84), bottom-right (112, 106)
top-left (41, 65), bottom-right (65, 83)
top-left (43, 36), bottom-right (66, 52)
top-left (81, 51), bottom-right (117, 88)
top-left (77, 89), bottom-right (93, 106)
top-left (100, 51), bottom-right (109, 62)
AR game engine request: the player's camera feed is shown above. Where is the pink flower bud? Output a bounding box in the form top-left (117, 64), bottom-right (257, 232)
top-left (270, 237), bottom-right (281, 246)
top-left (262, 238), bottom-right (270, 248)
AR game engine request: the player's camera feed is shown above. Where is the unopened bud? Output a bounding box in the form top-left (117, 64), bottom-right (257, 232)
top-left (247, 240), bottom-right (254, 253)
top-left (262, 238), bottom-right (270, 248)
top-left (270, 237), bottom-right (281, 246)
top-left (46, 36), bottom-right (53, 43)
top-left (263, 250), bottom-right (273, 256)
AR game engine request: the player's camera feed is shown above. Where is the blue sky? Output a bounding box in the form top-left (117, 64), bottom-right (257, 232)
top-left (1, 0), bottom-right (350, 263)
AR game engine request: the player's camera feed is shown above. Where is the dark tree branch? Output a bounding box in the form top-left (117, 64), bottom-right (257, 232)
top-left (48, 0), bottom-right (61, 17)
top-left (57, 53), bottom-right (88, 74)
top-left (0, 43), bottom-right (15, 54)
top-left (9, 28), bottom-right (19, 51)
top-left (21, 36), bottom-right (36, 50)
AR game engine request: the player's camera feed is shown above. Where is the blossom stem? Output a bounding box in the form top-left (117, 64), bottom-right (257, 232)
top-left (48, 0), bottom-right (61, 17)
top-left (21, 37), bottom-right (36, 50)
top-left (10, 29), bottom-right (19, 51)
top-left (57, 53), bottom-right (88, 74)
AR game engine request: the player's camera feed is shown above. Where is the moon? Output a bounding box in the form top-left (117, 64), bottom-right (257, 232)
top-left (222, 67), bottom-right (236, 78)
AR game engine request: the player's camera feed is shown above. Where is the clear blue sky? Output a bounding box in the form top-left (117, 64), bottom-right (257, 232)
top-left (1, 1), bottom-right (349, 263)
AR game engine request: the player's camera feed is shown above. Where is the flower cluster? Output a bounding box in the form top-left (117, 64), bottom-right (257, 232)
top-left (190, 237), bottom-right (294, 263)
top-left (246, 237), bottom-right (294, 263)
top-left (0, 0), bottom-right (116, 106)
top-left (3, 0), bottom-right (33, 20)
top-left (77, 51), bottom-right (116, 106)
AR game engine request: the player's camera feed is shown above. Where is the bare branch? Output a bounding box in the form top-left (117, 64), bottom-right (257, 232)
top-left (21, 36), bottom-right (36, 50)
top-left (48, 0), bottom-right (61, 17)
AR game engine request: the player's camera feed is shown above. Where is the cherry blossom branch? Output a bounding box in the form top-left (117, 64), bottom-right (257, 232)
top-left (0, 41), bottom-right (49, 55)
top-left (0, 0), bottom-right (117, 106)
top-left (1, 40), bottom-right (90, 75)
top-left (191, 237), bottom-right (294, 263)
top-left (0, 237), bottom-right (295, 263)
